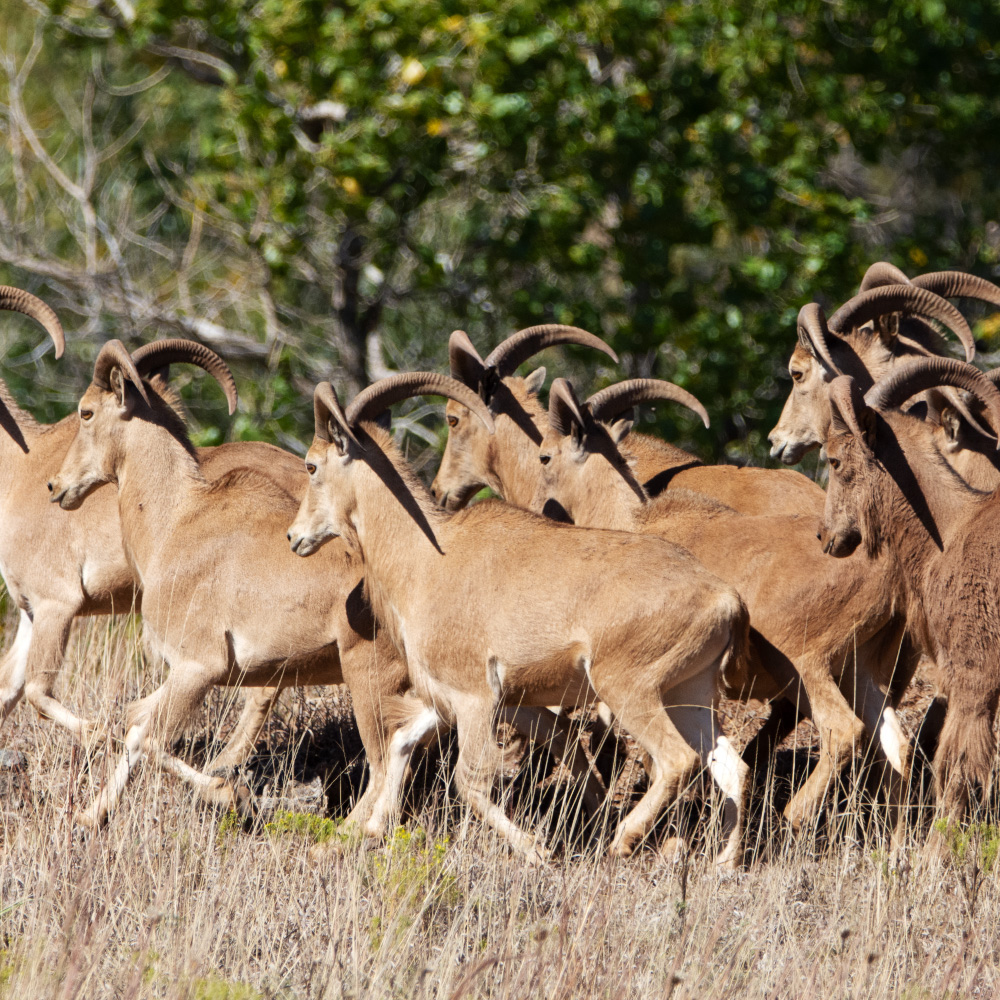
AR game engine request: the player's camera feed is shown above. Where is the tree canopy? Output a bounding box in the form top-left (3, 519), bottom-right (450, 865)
top-left (3, 0), bottom-right (1000, 462)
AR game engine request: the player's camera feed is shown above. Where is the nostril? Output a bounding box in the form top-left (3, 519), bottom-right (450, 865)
top-left (286, 531), bottom-right (292, 542)
top-left (47, 482), bottom-right (53, 493)
top-left (816, 531), bottom-right (821, 541)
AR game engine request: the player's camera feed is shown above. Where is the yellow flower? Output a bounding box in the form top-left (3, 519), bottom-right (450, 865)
top-left (443, 15), bottom-right (464, 31)
top-left (340, 176), bottom-right (361, 197)
top-left (426, 118), bottom-right (443, 136)
top-left (400, 58), bottom-right (426, 86)
top-left (909, 247), bottom-right (929, 267)
top-left (273, 59), bottom-right (287, 79)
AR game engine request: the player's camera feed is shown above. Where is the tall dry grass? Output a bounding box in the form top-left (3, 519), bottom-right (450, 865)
top-left (2, 606), bottom-right (999, 1000)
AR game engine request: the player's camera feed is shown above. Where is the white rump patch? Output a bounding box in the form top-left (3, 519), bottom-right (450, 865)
top-left (879, 707), bottom-right (906, 774)
top-left (708, 736), bottom-right (747, 801)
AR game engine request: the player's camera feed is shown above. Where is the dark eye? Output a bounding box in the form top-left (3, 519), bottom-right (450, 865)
top-left (539, 454), bottom-right (551, 465)
top-left (790, 370), bottom-right (804, 383)
top-left (80, 409), bottom-right (93, 422)
top-left (306, 463), bottom-right (317, 475)
top-left (829, 457), bottom-right (840, 472)
top-left (447, 415), bottom-right (458, 428)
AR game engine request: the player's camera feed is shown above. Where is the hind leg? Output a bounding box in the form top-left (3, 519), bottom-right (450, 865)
top-left (664, 671), bottom-right (749, 869)
top-left (0, 610), bottom-right (33, 725)
top-left (502, 706), bottom-right (607, 817)
top-left (780, 658), bottom-right (867, 832)
top-left (453, 700), bottom-right (549, 864)
top-left (206, 686), bottom-right (280, 775)
top-left (79, 664), bottom-right (230, 827)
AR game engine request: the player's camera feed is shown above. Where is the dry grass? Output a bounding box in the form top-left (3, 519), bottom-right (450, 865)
top-left (2, 607), bottom-right (1000, 1000)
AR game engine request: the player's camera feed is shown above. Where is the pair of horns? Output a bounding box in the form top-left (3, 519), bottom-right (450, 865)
top-left (797, 278), bottom-right (977, 375)
top-left (92, 338), bottom-right (238, 414)
top-left (548, 377), bottom-right (709, 438)
top-left (313, 372), bottom-right (495, 449)
top-left (0, 287), bottom-right (65, 357)
top-left (829, 357), bottom-right (1000, 451)
top-left (859, 260), bottom-right (1000, 311)
top-left (449, 324), bottom-right (619, 393)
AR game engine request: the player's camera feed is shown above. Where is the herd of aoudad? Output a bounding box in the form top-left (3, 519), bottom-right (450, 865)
top-left (3, 261), bottom-right (1000, 869)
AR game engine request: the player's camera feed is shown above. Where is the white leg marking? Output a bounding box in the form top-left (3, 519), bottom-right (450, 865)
top-left (708, 736), bottom-right (748, 801)
top-left (879, 706), bottom-right (906, 775)
top-left (365, 705), bottom-right (441, 837)
top-left (0, 610), bottom-right (32, 712)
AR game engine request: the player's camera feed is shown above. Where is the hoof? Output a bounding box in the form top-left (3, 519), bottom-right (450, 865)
top-left (74, 806), bottom-right (108, 830)
top-left (523, 844), bottom-right (551, 867)
top-left (659, 836), bottom-right (688, 865)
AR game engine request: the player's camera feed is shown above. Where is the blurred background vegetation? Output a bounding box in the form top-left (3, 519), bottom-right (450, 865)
top-left (2, 0), bottom-right (1000, 469)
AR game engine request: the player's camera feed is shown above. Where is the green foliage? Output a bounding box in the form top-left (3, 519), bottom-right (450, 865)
top-left (366, 827), bottom-right (458, 951)
top-left (933, 819), bottom-right (1000, 874)
top-left (191, 975), bottom-right (263, 1000)
top-left (263, 809), bottom-right (351, 845)
top-left (5, 1), bottom-right (1000, 460)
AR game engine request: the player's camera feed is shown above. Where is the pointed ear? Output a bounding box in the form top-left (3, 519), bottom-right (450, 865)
top-left (523, 366), bottom-right (546, 396)
top-left (608, 412), bottom-right (634, 444)
top-left (109, 367), bottom-right (134, 413)
top-left (940, 406), bottom-right (962, 445)
top-left (860, 407), bottom-right (877, 451)
top-left (828, 376), bottom-right (875, 452)
top-left (875, 314), bottom-right (899, 349)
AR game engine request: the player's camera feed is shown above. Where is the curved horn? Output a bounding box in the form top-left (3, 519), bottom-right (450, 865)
top-left (828, 376), bottom-right (872, 445)
top-left (0, 286), bottom-right (65, 358)
top-left (912, 271), bottom-right (1000, 312)
top-left (796, 302), bottom-right (840, 375)
top-left (132, 339), bottom-right (238, 415)
top-left (345, 372), bottom-right (495, 433)
top-left (858, 262), bottom-right (911, 292)
top-left (484, 324), bottom-right (618, 379)
top-left (313, 381), bottom-right (360, 449)
top-left (92, 340), bottom-right (150, 407)
top-left (548, 378), bottom-right (590, 438)
top-left (585, 378), bottom-right (709, 429)
top-left (864, 357), bottom-right (1000, 445)
top-left (828, 285), bottom-right (975, 362)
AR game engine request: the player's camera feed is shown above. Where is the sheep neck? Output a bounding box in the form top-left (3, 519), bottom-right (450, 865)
top-left (873, 411), bottom-right (989, 615)
top-left (114, 406), bottom-right (205, 573)
top-left (349, 432), bottom-right (447, 656)
top-left (485, 383), bottom-right (547, 508)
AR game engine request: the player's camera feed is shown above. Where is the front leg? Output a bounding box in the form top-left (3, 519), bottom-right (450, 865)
top-left (21, 602), bottom-right (101, 740)
top-left (0, 609), bottom-right (33, 724)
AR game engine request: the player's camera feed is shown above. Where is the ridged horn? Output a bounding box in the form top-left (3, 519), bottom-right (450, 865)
top-left (586, 378), bottom-right (709, 429)
top-left (448, 330), bottom-right (487, 388)
top-left (828, 376), bottom-right (871, 445)
top-left (858, 262), bottom-right (911, 292)
top-left (796, 303), bottom-right (840, 374)
top-left (313, 381), bottom-right (360, 449)
top-left (92, 340), bottom-right (150, 406)
top-left (912, 271), bottom-right (1000, 312)
top-left (0, 286), bottom-right (65, 358)
top-left (864, 357), bottom-right (1000, 447)
top-left (132, 339), bottom-right (238, 415)
top-left (828, 285), bottom-right (974, 362)
top-left (548, 378), bottom-right (590, 438)
top-left (345, 372), bottom-right (495, 433)
top-left (484, 324), bottom-right (618, 379)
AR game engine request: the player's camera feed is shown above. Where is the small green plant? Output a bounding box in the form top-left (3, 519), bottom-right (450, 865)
top-left (191, 974), bottom-right (263, 1000)
top-left (933, 819), bottom-right (1000, 874)
top-left (366, 827), bottom-right (458, 951)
